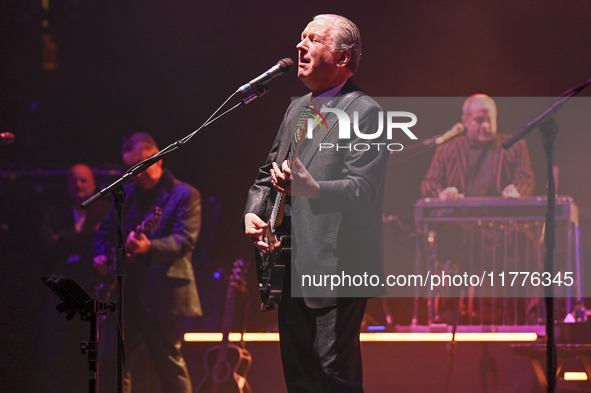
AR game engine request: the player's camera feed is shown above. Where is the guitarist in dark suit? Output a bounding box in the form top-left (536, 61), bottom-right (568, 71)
top-left (94, 132), bottom-right (202, 393)
top-left (244, 15), bottom-right (389, 393)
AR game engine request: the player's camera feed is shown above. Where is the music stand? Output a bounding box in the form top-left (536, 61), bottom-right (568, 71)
top-left (42, 274), bottom-right (115, 393)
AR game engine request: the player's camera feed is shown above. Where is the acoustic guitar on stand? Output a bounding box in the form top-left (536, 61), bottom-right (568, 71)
top-left (196, 260), bottom-right (252, 393)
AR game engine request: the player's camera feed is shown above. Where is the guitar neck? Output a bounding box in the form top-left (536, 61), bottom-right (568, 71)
top-left (268, 128), bottom-right (301, 231)
top-left (136, 207), bottom-right (162, 237)
top-left (216, 280), bottom-right (238, 361)
top-left (269, 191), bottom-right (284, 230)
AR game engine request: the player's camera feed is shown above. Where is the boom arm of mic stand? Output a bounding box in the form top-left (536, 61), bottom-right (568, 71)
top-left (502, 95), bottom-right (571, 150)
top-left (183, 86), bottom-right (269, 144)
top-left (82, 86), bottom-right (269, 210)
top-left (503, 76), bottom-right (591, 150)
top-left (387, 134), bottom-right (440, 164)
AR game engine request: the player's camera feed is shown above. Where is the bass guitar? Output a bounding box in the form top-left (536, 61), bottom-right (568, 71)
top-left (196, 260), bottom-right (252, 393)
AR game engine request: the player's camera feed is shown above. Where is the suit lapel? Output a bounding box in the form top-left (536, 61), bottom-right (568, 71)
top-left (297, 103), bottom-right (341, 166)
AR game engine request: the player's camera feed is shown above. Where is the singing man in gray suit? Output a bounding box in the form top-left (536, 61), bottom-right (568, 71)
top-left (244, 14), bottom-right (389, 393)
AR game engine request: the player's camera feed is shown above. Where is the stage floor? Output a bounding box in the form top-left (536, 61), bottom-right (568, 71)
top-left (183, 328), bottom-right (591, 393)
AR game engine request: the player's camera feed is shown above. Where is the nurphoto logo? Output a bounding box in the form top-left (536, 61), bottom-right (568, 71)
top-left (305, 107), bottom-right (418, 151)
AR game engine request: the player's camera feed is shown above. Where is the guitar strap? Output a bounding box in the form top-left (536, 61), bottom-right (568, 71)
top-left (287, 89), bottom-right (364, 163)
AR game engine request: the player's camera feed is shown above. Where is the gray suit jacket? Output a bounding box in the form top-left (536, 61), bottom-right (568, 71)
top-left (244, 80), bottom-right (389, 308)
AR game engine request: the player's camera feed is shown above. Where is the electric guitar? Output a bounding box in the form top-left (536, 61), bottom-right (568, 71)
top-left (254, 107), bottom-right (311, 311)
top-left (254, 183), bottom-right (291, 312)
top-left (196, 260), bottom-right (252, 393)
top-left (94, 207), bottom-right (163, 302)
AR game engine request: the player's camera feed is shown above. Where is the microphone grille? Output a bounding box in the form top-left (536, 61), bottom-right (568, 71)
top-left (278, 58), bottom-right (294, 72)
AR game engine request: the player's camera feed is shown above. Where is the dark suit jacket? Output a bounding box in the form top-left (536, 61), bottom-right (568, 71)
top-left (421, 133), bottom-right (535, 198)
top-left (244, 80), bottom-right (389, 308)
top-left (94, 168), bottom-right (202, 320)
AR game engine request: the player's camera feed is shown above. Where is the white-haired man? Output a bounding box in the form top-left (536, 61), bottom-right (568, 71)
top-left (244, 15), bottom-right (388, 393)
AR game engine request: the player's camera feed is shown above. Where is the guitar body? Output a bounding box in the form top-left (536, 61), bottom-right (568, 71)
top-left (196, 344), bottom-right (252, 393)
top-left (255, 235), bottom-right (290, 311)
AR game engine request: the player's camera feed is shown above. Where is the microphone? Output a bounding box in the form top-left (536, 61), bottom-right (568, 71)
top-left (435, 123), bottom-right (464, 145)
top-left (237, 58), bottom-right (294, 93)
top-left (0, 132), bottom-right (15, 145)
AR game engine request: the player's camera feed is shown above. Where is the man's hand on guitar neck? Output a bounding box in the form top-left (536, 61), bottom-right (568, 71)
top-left (244, 213), bottom-right (281, 255)
top-left (126, 231), bottom-right (152, 254)
top-left (271, 159), bottom-right (320, 199)
top-left (92, 231), bottom-right (151, 278)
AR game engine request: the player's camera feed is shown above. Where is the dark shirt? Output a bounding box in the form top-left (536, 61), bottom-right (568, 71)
top-left (465, 140), bottom-right (498, 197)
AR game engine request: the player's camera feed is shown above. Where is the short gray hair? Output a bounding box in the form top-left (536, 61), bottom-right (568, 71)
top-left (314, 14), bottom-right (362, 73)
top-left (122, 132), bottom-right (159, 155)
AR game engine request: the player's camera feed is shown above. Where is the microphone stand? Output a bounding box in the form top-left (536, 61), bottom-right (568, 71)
top-left (387, 133), bottom-right (440, 164)
top-left (389, 124), bottom-right (464, 165)
top-left (81, 86), bottom-right (269, 393)
top-left (502, 76), bottom-right (591, 393)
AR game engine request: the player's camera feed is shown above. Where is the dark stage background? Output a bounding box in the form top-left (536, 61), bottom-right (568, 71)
top-left (1, 1), bottom-right (591, 391)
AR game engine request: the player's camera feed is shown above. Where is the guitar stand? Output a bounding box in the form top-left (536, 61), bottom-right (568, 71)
top-left (42, 275), bottom-right (116, 393)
